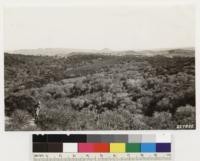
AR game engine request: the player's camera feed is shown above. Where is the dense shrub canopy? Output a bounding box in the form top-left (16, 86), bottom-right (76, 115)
top-left (4, 52), bottom-right (195, 130)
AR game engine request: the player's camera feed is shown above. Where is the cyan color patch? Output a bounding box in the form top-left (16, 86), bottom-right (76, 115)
top-left (141, 143), bottom-right (156, 152)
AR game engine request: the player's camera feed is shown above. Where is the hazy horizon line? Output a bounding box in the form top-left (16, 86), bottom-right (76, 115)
top-left (5, 46), bottom-right (195, 53)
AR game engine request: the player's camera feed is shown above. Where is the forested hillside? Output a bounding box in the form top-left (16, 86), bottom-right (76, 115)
top-left (4, 51), bottom-right (195, 130)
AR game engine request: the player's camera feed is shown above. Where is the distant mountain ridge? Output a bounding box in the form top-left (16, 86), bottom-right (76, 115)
top-left (7, 47), bottom-right (195, 57)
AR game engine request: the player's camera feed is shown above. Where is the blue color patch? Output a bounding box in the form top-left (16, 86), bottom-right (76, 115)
top-left (141, 143), bottom-right (156, 152)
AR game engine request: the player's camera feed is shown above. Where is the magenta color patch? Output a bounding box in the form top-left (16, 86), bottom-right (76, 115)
top-left (78, 143), bottom-right (94, 152)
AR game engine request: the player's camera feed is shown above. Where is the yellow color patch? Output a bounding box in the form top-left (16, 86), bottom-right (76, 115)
top-left (110, 143), bottom-right (125, 153)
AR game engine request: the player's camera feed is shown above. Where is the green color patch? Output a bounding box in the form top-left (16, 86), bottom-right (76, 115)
top-left (126, 143), bottom-right (141, 152)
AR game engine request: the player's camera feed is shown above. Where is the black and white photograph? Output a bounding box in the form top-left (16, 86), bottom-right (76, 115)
top-left (4, 4), bottom-right (195, 131)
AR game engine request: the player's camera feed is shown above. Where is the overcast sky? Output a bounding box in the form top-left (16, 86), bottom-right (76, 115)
top-left (4, 4), bottom-right (195, 51)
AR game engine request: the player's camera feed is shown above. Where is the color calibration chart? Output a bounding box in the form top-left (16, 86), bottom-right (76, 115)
top-left (32, 134), bottom-right (173, 161)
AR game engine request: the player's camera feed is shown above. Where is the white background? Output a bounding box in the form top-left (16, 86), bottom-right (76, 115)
top-left (0, 0), bottom-right (200, 161)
